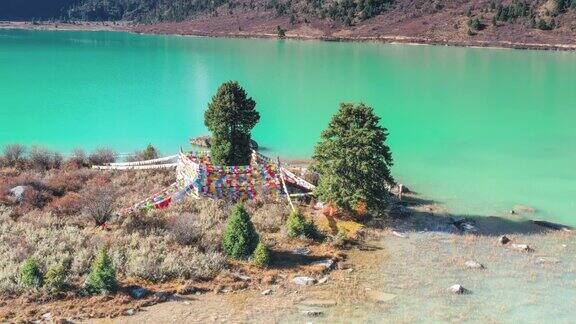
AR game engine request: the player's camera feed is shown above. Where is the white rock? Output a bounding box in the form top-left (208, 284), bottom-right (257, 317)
top-left (317, 276), bottom-right (329, 284)
top-left (311, 259), bottom-right (334, 269)
top-left (292, 276), bottom-right (316, 286)
top-left (448, 284), bottom-right (468, 294)
top-left (392, 231), bottom-right (407, 238)
top-left (465, 260), bottom-right (484, 269)
top-left (261, 289), bottom-right (272, 295)
top-left (511, 244), bottom-right (534, 252)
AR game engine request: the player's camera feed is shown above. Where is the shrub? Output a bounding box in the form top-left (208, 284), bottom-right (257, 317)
top-left (286, 210), bottom-right (318, 239)
top-left (44, 264), bottom-right (67, 295)
top-left (222, 204), bottom-right (259, 259)
top-left (116, 233), bottom-right (226, 282)
top-left (168, 213), bottom-right (202, 246)
top-left (2, 144), bottom-right (27, 167)
top-left (84, 248), bottom-right (117, 294)
top-left (19, 257), bottom-right (43, 288)
top-left (69, 148), bottom-right (88, 167)
top-left (29, 146), bottom-right (54, 171)
top-left (81, 184), bottom-right (118, 226)
top-left (252, 241), bottom-right (271, 268)
top-left (276, 25), bottom-right (286, 38)
top-left (88, 147), bottom-right (116, 166)
top-left (21, 186), bottom-right (53, 210)
top-left (47, 192), bottom-right (83, 216)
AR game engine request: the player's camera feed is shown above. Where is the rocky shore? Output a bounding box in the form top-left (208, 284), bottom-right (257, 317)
top-left (2, 20), bottom-right (576, 52)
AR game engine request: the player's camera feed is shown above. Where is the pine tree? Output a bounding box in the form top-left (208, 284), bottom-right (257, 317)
top-left (312, 103), bottom-right (394, 216)
top-left (204, 81), bottom-right (260, 166)
top-left (222, 204), bottom-right (259, 259)
top-left (84, 248), bottom-right (118, 294)
top-left (19, 257), bottom-right (43, 288)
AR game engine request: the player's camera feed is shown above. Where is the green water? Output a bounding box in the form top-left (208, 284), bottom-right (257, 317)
top-left (1, 29), bottom-right (575, 225)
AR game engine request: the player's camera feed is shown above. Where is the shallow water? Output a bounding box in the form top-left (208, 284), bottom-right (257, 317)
top-left (1, 29), bottom-right (575, 225)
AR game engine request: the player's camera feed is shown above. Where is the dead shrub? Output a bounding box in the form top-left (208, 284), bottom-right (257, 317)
top-left (2, 144), bottom-right (27, 167)
top-left (168, 213), bottom-right (204, 246)
top-left (21, 186), bottom-right (53, 211)
top-left (81, 184), bottom-right (118, 226)
top-left (46, 170), bottom-right (93, 195)
top-left (47, 192), bottom-right (83, 216)
top-left (88, 147), bottom-right (116, 166)
top-left (251, 203), bottom-right (290, 233)
top-left (68, 148), bottom-right (88, 167)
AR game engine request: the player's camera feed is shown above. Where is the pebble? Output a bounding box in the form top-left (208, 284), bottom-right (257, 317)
top-left (448, 284), bottom-right (469, 294)
top-left (392, 231), bottom-right (407, 238)
top-left (310, 259), bottom-right (334, 269)
top-left (511, 243), bottom-right (534, 252)
top-left (125, 309), bottom-right (135, 316)
top-left (261, 289), bottom-right (272, 295)
top-left (317, 276), bottom-right (329, 284)
top-left (292, 276), bottom-right (316, 286)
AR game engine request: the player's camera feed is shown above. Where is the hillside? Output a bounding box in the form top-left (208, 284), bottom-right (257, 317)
top-left (1, 0), bottom-right (575, 49)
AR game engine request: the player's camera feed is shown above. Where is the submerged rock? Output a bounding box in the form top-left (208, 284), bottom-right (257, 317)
top-left (292, 276), bottom-right (316, 286)
top-left (512, 205), bottom-right (535, 214)
top-left (448, 284), bottom-right (469, 294)
top-left (499, 235), bottom-right (511, 245)
top-left (465, 260), bottom-right (484, 269)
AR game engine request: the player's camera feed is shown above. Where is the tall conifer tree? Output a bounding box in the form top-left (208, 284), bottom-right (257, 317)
top-left (312, 103), bottom-right (394, 215)
top-left (204, 81), bottom-right (260, 166)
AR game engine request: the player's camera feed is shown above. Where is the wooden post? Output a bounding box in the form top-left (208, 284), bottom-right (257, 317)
top-left (398, 184), bottom-right (403, 200)
top-left (278, 157), bottom-right (296, 212)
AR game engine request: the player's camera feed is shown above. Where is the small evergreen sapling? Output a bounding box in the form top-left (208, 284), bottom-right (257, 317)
top-left (19, 257), bottom-right (43, 288)
top-left (84, 248), bottom-right (118, 294)
top-left (252, 241), bottom-right (271, 268)
top-left (286, 210), bottom-right (318, 239)
top-left (44, 264), bottom-right (67, 294)
top-left (222, 204), bottom-right (259, 259)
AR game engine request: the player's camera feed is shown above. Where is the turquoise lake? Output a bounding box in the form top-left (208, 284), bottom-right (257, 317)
top-left (1, 29), bottom-right (575, 225)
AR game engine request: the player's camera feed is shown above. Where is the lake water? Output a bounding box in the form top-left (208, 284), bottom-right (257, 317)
top-left (1, 29), bottom-right (575, 226)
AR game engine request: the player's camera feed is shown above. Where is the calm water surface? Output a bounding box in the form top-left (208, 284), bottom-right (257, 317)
top-left (1, 29), bottom-right (575, 225)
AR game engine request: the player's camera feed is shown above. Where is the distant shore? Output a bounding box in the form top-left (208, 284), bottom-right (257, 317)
top-left (2, 20), bottom-right (576, 52)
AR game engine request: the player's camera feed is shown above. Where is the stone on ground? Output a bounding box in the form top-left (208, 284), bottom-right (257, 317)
top-left (465, 260), bottom-right (484, 269)
top-left (292, 276), bottom-right (316, 285)
top-left (448, 284), bottom-right (469, 294)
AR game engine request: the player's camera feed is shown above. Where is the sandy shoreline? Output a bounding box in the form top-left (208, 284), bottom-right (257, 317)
top-left (2, 20), bottom-right (576, 52)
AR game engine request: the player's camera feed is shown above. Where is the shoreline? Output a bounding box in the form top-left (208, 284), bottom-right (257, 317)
top-left (2, 20), bottom-right (576, 52)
